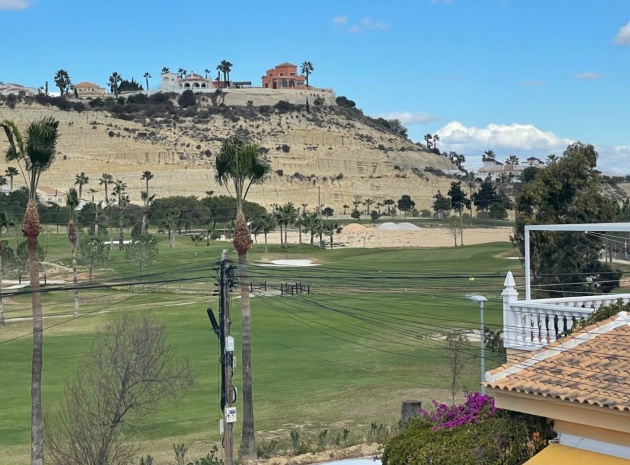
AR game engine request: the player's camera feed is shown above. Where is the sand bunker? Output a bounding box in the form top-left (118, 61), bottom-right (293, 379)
top-left (257, 259), bottom-right (320, 267)
top-left (377, 222), bottom-right (421, 231)
top-left (343, 223), bottom-right (368, 233)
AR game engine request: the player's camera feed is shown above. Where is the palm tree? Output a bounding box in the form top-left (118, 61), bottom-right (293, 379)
top-left (433, 134), bottom-right (440, 150)
top-left (546, 154), bottom-right (558, 165)
top-left (215, 137), bottom-right (270, 460)
top-left (364, 198), bottom-right (374, 215)
top-left (280, 202), bottom-right (297, 245)
top-left (161, 67), bottom-right (170, 74)
top-left (143, 72), bottom-right (151, 91)
top-left (112, 180), bottom-right (128, 250)
top-left (108, 72), bottom-right (122, 98)
top-left (218, 60), bottom-right (233, 86)
top-left (0, 211), bottom-right (12, 326)
top-left (260, 213), bottom-right (275, 253)
top-left (301, 61), bottom-right (314, 87)
top-left (99, 173), bottom-right (113, 203)
top-left (424, 134), bottom-right (433, 149)
top-left (65, 187), bottom-right (80, 318)
top-left (74, 172), bottom-right (89, 199)
top-left (177, 68), bottom-right (187, 78)
top-left (204, 68), bottom-right (211, 79)
top-left (482, 150), bottom-right (496, 162)
top-left (1, 116), bottom-right (59, 465)
top-left (5, 167), bottom-right (18, 191)
top-left (141, 171), bottom-right (154, 234)
top-left (505, 155), bottom-right (520, 165)
top-left (342, 204), bottom-right (350, 215)
top-left (324, 223), bottom-right (342, 249)
top-left (383, 199), bottom-right (395, 215)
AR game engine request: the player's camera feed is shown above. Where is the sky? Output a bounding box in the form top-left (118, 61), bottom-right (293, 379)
top-left (1, 0), bottom-right (629, 173)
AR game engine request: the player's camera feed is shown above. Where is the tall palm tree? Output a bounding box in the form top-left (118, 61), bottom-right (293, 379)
top-left (161, 67), bottom-right (170, 74)
top-left (5, 166), bottom-right (18, 191)
top-left (99, 173), bottom-right (113, 203)
top-left (273, 204), bottom-right (284, 245)
top-left (141, 171), bottom-right (154, 234)
top-left (177, 67), bottom-right (187, 78)
top-left (1, 116), bottom-right (60, 465)
top-left (383, 199), bottom-right (395, 215)
top-left (342, 204), bottom-right (350, 215)
top-left (364, 198), bottom-right (374, 215)
top-left (74, 172), bottom-right (89, 199)
top-left (424, 133), bottom-right (433, 149)
top-left (204, 68), bottom-right (211, 78)
top-left (143, 72), bottom-right (151, 91)
top-left (112, 180), bottom-right (128, 250)
top-left (65, 187), bottom-right (80, 318)
top-left (482, 150), bottom-right (496, 162)
top-left (280, 202), bottom-right (297, 245)
top-left (324, 223), bottom-right (342, 249)
top-left (215, 137), bottom-right (270, 460)
top-left (301, 61), bottom-right (314, 87)
top-left (0, 211), bottom-right (12, 326)
top-left (108, 72), bottom-right (122, 98)
top-left (505, 155), bottom-right (519, 165)
top-left (218, 60), bottom-right (233, 86)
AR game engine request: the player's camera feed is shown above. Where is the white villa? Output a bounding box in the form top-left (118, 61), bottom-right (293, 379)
top-left (0, 82), bottom-right (39, 97)
top-left (478, 156), bottom-right (545, 181)
top-left (159, 72), bottom-right (216, 92)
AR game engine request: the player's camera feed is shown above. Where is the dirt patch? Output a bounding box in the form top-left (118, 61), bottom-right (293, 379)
top-left (343, 224), bottom-right (368, 233)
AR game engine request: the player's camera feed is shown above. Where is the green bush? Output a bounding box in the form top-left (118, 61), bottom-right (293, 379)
top-left (178, 90), bottom-right (196, 108)
top-left (382, 413), bottom-right (552, 465)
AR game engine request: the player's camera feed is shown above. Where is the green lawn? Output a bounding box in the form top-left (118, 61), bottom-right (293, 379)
top-left (0, 233), bottom-right (524, 463)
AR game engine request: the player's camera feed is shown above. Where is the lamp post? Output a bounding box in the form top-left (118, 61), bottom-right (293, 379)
top-left (465, 294), bottom-right (487, 394)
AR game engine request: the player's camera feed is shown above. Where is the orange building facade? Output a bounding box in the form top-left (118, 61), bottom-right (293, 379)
top-left (261, 63), bottom-right (308, 89)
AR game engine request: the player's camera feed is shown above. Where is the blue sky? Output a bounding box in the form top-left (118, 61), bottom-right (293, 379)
top-left (1, 0), bottom-right (629, 172)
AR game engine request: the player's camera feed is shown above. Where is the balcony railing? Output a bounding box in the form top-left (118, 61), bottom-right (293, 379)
top-left (502, 272), bottom-right (630, 351)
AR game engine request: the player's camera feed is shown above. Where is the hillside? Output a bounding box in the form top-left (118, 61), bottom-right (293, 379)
top-left (0, 96), bottom-right (457, 211)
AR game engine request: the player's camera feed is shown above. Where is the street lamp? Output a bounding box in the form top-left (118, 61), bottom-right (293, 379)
top-left (465, 294), bottom-right (487, 394)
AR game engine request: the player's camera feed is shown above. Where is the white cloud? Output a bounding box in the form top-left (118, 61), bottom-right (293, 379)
top-left (0, 0), bottom-right (30, 10)
top-left (597, 145), bottom-right (630, 174)
top-left (614, 21), bottom-right (630, 45)
top-left (377, 111), bottom-right (440, 126)
top-left (574, 71), bottom-right (603, 80)
top-left (340, 17), bottom-right (389, 33)
top-left (435, 122), bottom-right (571, 169)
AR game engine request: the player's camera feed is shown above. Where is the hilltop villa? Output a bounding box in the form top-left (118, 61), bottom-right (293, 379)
top-left (159, 72), bottom-right (215, 92)
top-left (261, 63), bottom-right (308, 89)
top-left (478, 156), bottom-right (545, 181)
top-left (0, 82), bottom-right (38, 97)
top-left (73, 81), bottom-right (106, 99)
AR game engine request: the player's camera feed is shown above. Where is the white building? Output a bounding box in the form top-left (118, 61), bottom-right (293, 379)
top-left (0, 82), bottom-right (38, 97)
top-left (159, 72), bottom-right (215, 92)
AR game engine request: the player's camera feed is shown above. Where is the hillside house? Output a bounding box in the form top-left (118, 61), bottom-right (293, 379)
top-left (36, 186), bottom-right (65, 205)
top-left (261, 63), bottom-right (307, 89)
top-left (159, 72), bottom-right (216, 92)
top-left (478, 156), bottom-right (545, 182)
top-left (0, 82), bottom-right (38, 97)
top-left (73, 81), bottom-right (106, 99)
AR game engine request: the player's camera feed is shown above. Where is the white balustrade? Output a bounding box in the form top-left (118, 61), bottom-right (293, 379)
top-left (501, 272), bottom-right (630, 351)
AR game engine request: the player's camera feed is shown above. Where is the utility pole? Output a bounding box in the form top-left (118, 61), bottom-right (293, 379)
top-left (208, 250), bottom-right (235, 465)
top-left (220, 249), bottom-right (235, 465)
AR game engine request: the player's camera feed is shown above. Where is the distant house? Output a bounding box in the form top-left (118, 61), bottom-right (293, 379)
top-left (36, 186), bottom-right (65, 205)
top-left (478, 157), bottom-right (546, 182)
top-left (487, 286), bottom-right (630, 462)
top-left (261, 63), bottom-right (308, 90)
top-left (0, 82), bottom-right (38, 97)
top-left (526, 156), bottom-right (545, 167)
top-left (73, 81), bottom-right (106, 99)
top-left (159, 72), bottom-right (215, 92)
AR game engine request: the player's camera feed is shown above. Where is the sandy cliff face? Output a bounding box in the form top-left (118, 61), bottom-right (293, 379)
top-left (0, 101), bottom-right (457, 211)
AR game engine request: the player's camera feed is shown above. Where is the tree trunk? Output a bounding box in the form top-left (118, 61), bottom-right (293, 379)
top-left (72, 242), bottom-right (78, 318)
top-left (0, 250), bottom-right (4, 326)
top-left (279, 224), bottom-right (283, 245)
top-left (284, 222), bottom-right (288, 244)
top-left (264, 233), bottom-right (268, 253)
top-left (141, 210), bottom-right (147, 235)
top-left (25, 200), bottom-right (44, 465)
top-left (298, 224), bottom-right (302, 244)
top-left (118, 208), bottom-right (124, 251)
top-left (233, 213), bottom-right (256, 460)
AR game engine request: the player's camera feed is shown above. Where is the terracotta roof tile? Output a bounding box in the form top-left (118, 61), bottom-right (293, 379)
top-left (485, 312), bottom-right (630, 411)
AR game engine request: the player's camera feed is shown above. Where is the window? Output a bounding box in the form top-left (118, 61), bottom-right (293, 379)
top-left (280, 73), bottom-right (284, 76)
top-left (297, 81), bottom-right (304, 86)
top-left (290, 73), bottom-right (295, 76)
top-left (269, 73), bottom-right (273, 77)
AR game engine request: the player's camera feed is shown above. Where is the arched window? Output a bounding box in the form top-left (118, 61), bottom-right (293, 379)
top-left (201, 83), bottom-right (207, 88)
top-left (289, 80), bottom-right (295, 88)
top-left (184, 83), bottom-right (190, 88)
top-left (193, 83), bottom-right (200, 88)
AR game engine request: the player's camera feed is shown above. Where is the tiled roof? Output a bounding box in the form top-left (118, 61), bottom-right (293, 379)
top-left (275, 62), bottom-right (297, 67)
top-left (485, 311), bottom-right (630, 411)
top-left (74, 81), bottom-right (100, 88)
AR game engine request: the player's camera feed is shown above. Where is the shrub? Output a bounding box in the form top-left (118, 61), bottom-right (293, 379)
top-left (275, 169), bottom-right (284, 176)
top-left (383, 394), bottom-right (554, 465)
top-left (335, 95), bottom-right (356, 108)
top-left (371, 211), bottom-right (379, 222)
top-left (89, 97), bottom-right (105, 107)
top-left (274, 100), bottom-right (295, 113)
top-left (178, 89), bottom-right (196, 108)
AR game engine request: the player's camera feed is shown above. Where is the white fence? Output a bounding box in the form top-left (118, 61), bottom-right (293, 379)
top-left (502, 272), bottom-right (630, 351)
